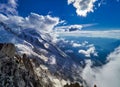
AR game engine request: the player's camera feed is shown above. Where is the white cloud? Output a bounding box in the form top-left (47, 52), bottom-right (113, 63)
top-left (0, 0), bottom-right (18, 15)
top-left (58, 38), bottom-right (98, 58)
top-left (78, 45), bottom-right (98, 57)
top-left (72, 43), bottom-right (82, 47)
top-left (71, 41), bottom-right (89, 48)
top-left (82, 46), bottom-right (120, 87)
top-left (0, 13), bottom-right (60, 43)
top-left (55, 24), bottom-right (83, 32)
top-left (57, 30), bottom-right (120, 39)
top-left (0, 13), bottom-right (59, 32)
top-left (68, 0), bottom-right (97, 17)
top-left (55, 23), bottom-right (96, 32)
top-left (24, 13), bottom-right (59, 33)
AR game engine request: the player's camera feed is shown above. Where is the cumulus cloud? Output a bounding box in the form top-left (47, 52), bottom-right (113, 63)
top-left (0, 13), bottom-right (60, 42)
top-left (0, 0), bottom-right (18, 15)
top-left (71, 41), bottom-right (88, 48)
top-left (68, 0), bottom-right (97, 17)
top-left (24, 13), bottom-right (59, 33)
top-left (82, 46), bottom-right (120, 87)
top-left (78, 44), bottom-right (98, 57)
top-left (0, 13), bottom-right (59, 32)
top-left (72, 43), bottom-right (82, 47)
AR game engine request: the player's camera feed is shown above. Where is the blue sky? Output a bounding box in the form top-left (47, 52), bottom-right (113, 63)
top-left (17, 0), bottom-right (120, 29)
top-left (0, 0), bottom-right (120, 30)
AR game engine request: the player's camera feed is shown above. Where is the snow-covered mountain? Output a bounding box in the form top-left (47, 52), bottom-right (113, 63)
top-left (0, 21), bottom-right (85, 87)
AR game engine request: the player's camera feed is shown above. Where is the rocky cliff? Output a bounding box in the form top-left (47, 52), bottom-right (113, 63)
top-left (0, 43), bottom-right (42, 87)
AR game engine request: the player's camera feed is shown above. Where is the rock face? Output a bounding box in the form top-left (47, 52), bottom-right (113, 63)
top-left (0, 43), bottom-right (43, 87)
top-left (0, 43), bottom-right (15, 58)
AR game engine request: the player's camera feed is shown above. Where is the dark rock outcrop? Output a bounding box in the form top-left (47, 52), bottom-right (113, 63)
top-left (64, 82), bottom-right (83, 87)
top-left (0, 43), bottom-right (15, 58)
top-left (0, 43), bottom-right (41, 87)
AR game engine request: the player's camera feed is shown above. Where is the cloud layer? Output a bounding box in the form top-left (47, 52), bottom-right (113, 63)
top-left (82, 46), bottom-right (120, 87)
top-left (68, 0), bottom-right (96, 17)
top-left (57, 30), bottom-right (120, 39)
